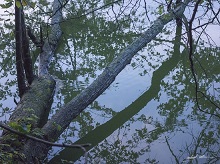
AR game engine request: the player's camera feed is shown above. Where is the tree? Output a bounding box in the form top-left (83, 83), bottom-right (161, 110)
top-left (0, 0), bottom-right (219, 163)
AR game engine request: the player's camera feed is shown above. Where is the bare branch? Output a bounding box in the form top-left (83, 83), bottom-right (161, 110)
top-left (15, 0), bottom-right (27, 97)
top-left (27, 26), bottom-right (43, 48)
top-left (165, 136), bottom-right (180, 164)
top-left (143, 0), bottom-right (150, 22)
top-left (21, 11), bottom-right (34, 85)
top-left (41, 0), bottom-right (192, 142)
top-left (38, 0), bottom-right (63, 76)
top-left (187, 0), bottom-right (220, 117)
top-left (63, 0), bottom-right (123, 21)
top-left (192, 8), bottom-right (220, 31)
top-left (187, 0), bottom-right (203, 111)
top-left (0, 122), bottom-right (91, 152)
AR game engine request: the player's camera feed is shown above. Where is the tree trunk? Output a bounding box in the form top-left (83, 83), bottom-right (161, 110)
top-left (5, 76), bottom-right (55, 130)
top-left (0, 76), bottom-right (55, 163)
top-left (41, 0), bottom-right (191, 144)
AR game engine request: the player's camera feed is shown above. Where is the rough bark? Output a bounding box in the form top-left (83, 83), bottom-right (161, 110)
top-left (7, 77), bottom-right (55, 129)
top-left (0, 0), bottom-right (62, 163)
top-left (0, 76), bottom-right (55, 163)
top-left (38, 0), bottom-right (63, 76)
top-left (42, 0), bottom-right (191, 140)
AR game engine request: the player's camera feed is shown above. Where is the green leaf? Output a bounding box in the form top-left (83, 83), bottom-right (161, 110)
top-left (57, 124), bottom-right (62, 131)
top-left (15, 0), bottom-right (21, 8)
top-left (22, 0), bottom-right (27, 6)
top-left (158, 5), bottom-right (164, 15)
top-left (0, 2), bottom-right (13, 9)
top-left (9, 122), bottom-right (20, 129)
top-left (9, 121), bottom-right (31, 134)
top-left (30, 2), bottom-right (36, 8)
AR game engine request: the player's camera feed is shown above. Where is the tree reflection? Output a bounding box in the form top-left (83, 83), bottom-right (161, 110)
top-left (48, 19), bottom-right (182, 163)
top-left (85, 126), bottom-right (152, 163)
top-left (49, 5), bottom-right (220, 162)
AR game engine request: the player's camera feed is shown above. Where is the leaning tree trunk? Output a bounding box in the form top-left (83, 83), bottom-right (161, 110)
top-left (0, 0), bottom-right (62, 163)
top-left (0, 0), bottom-right (191, 163)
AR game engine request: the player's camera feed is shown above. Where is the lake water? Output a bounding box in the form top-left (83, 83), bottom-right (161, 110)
top-left (47, 24), bottom-right (220, 163)
top-left (0, 1), bottom-right (220, 163)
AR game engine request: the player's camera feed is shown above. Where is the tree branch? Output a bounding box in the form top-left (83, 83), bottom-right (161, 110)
top-left (0, 121), bottom-right (90, 161)
top-left (165, 136), bottom-right (180, 164)
top-left (187, 0), bottom-right (220, 117)
top-left (38, 0), bottom-right (63, 76)
top-left (27, 26), bottom-right (43, 49)
top-left (42, 0), bottom-right (191, 142)
top-left (7, 0), bottom-right (191, 162)
top-left (21, 10), bottom-right (34, 85)
top-left (15, 0), bottom-right (27, 97)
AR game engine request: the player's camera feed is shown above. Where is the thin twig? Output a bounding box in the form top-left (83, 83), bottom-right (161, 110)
top-left (0, 122), bottom-right (91, 150)
top-left (165, 136), bottom-right (180, 164)
top-left (187, 0), bottom-right (206, 113)
top-left (187, 0), bottom-right (220, 118)
top-left (53, 0), bottom-right (123, 24)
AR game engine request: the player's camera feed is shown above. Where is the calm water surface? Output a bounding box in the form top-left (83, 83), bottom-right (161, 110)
top-left (48, 37), bottom-right (220, 163)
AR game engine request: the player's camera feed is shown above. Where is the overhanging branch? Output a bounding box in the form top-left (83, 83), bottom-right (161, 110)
top-left (0, 122), bottom-right (90, 151)
top-left (42, 0), bottom-right (191, 141)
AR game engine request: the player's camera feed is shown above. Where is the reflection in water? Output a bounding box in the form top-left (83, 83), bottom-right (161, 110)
top-left (49, 54), bottom-right (220, 163)
top-left (48, 22), bottom-right (220, 163)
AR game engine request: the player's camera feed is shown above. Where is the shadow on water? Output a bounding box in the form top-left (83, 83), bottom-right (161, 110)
top-left (48, 37), bottom-right (183, 163)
